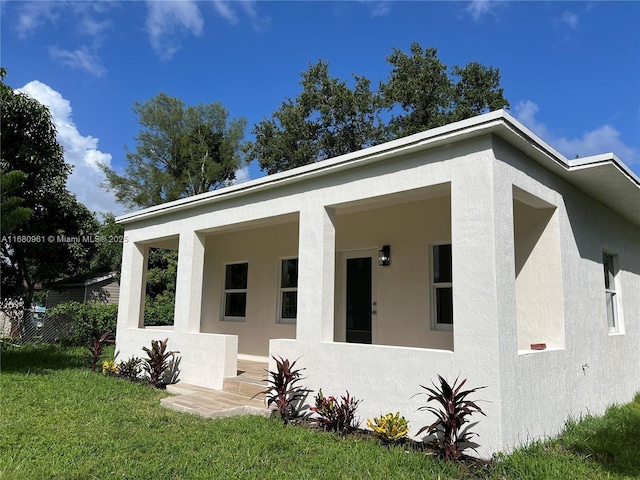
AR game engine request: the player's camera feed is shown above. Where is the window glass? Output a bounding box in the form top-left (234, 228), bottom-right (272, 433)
top-left (434, 244), bottom-right (452, 283)
top-left (281, 259), bottom-right (298, 288)
top-left (279, 258), bottom-right (298, 322)
top-left (225, 263), bottom-right (248, 290)
top-left (224, 263), bottom-right (248, 319)
top-left (432, 244), bottom-right (453, 329)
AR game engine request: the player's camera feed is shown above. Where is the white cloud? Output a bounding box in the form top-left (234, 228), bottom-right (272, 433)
top-left (514, 100), bottom-right (639, 164)
top-left (48, 46), bottom-right (107, 77)
top-left (239, 1), bottom-right (272, 31)
top-left (146, 0), bottom-right (204, 61)
top-left (559, 11), bottom-right (579, 30)
top-left (17, 81), bottom-right (124, 215)
top-left (212, 0), bottom-right (238, 25)
top-left (355, 1), bottom-right (392, 18)
top-left (465, 0), bottom-right (506, 22)
top-left (14, 1), bottom-right (60, 38)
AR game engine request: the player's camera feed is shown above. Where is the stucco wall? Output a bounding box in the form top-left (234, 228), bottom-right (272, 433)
top-left (200, 221), bottom-right (299, 358)
top-left (492, 136), bottom-right (640, 452)
top-left (335, 196), bottom-right (453, 350)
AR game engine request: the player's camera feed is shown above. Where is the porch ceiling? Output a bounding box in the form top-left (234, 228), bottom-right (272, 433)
top-left (331, 183), bottom-right (451, 215)
top-left (196, 212), bottom-right (299, 235)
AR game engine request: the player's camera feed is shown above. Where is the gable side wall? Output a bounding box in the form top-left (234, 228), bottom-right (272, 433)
top-left (492, 136), bottom-right (640, 450)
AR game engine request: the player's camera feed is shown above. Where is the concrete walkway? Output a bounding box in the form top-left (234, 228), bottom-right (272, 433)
top-left (161, 359), bottom-right (274, 419)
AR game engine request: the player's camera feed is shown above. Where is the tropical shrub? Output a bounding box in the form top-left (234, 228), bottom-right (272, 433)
top-left (367, 412), bottom-right (409, 444)
top-left (142, 338), bottom-right (179, 388)
top-left (102, 359), bottom-right (119, 376)
top-left (116, 355), bottom-right (142, 381)
top-left (88, 330), bottom-right (115, 371)
top-left (415, 375), bottom-right (486, 461)
top-left (46, 301), bottom-right (118, 346)
top-left (254, 356), bottom-right (309, 425)
top-left (311, 389), bottom-right (361, 434)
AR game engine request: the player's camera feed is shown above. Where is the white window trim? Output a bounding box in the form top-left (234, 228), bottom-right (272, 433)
top-left (277, 256), bottom-right (298, 325)
top-left (431, 243), bottom-right (453, 331)
top-left (222, 261), bottom-right (248, 322)
top-left (603, 251), bottom-right (624, 335)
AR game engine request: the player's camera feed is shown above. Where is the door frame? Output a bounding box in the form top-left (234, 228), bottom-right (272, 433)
top-left (336, 249), bottom-right (377, 343)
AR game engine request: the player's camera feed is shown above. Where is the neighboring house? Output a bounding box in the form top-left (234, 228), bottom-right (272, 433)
top-left (46, 272), bottom-right (119, 309)
top-left (115, 110), bottom-right (640, 456)
top-left (43, 272), bottom-right (119, 342)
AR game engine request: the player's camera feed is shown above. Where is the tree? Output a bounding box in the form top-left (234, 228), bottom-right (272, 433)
top-left (1, 169), bottom-right (32, 234)
top-left (381, 42), bottom-right (509, 136)
top-left (100, 93), bottom-right (247, 210)
top-left (0, 68), bottom-right (99, 334)
top-left (248, 60), bottom-right (383, 174)
top-left (248, 43), bottom-right (509, 174)
top-left (89, 213), bottom-right (125, 275)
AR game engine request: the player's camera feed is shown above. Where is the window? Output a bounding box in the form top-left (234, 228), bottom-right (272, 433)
top-left (224, 263), bottom-right (248, 321)
top-left (603, 252), bottom-right (619, 333)
top-left (278, 258), bottom-right (298, 324)
top-left (432, 244), bottom-right (453, 330)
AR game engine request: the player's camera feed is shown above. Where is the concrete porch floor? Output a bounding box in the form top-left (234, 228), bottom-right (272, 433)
top-left (161, 359), bottom-right (273, 419)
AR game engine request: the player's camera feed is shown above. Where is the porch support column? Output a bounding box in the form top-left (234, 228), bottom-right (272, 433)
top-left (173, 230), bottom-right (205, 334)
top-left (117, 240), bottom-right (148, 330)
top-left (296, 205), bottom-right (336, 343)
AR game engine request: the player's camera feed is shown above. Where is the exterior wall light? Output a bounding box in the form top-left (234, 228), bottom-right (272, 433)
top-left (378, 245), bottom-right (391, 266)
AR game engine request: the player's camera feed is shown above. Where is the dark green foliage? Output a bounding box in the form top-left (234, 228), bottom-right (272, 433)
top-left (88, 331), bottom-right (115, 371)
top-left (248, 42), bottom-right (509, 174)
top-left (144, 248), bottom-right (177, 326)
top-left (415, 375), bottom-right (486, 461)
top-left (100, 93), bottom-right (247, 210)
top-left (90, 213), bottom-right (125, 275)
top-left (0, 169), bottom-right (32, 234)
top-left (116, 355), bottom-right (142, 381)
top-left (311, 389), bottom-right (362, 434)
top-left (249, 60), bottom-right (383, 174)
top-left (381, 42), bottom-right (509, 137)
top-left (254, 356), bottom-right (309, 425)
top-left (142, 338), bottom-right (179, 388)
top-left (46, 301), bottom-right (118, 346)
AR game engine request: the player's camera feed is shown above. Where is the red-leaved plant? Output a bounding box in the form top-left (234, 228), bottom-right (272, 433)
top-left (88, 331), bottom-right (115, 371)
top-left (311, 389), bottom-right (361, 434)
top-left (415, 375), bottom-right (486, 461)
top-left (254, 356), bottom-right (309, 425)
top-left (142, 338), bottom-right (179, 389)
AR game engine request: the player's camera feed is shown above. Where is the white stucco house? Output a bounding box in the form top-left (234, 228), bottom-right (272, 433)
top-left (115, 110), bottom-right (640, 456)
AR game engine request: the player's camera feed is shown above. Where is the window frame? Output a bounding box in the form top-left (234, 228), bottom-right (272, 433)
top-left (277, 257), bottom-right (298, 325)
top-left (602, 251), bottom-right (621, 334)
top-left (222, 261), bottom-right (249, 322)
top-left (430, 243), bottom-right (453, 331)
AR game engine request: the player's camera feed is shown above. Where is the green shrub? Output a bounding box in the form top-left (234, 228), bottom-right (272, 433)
top-left (367, 412), bottom-right (409, 444)
top-left (143, 292), bottom-right (175, 326)
top-left (47, 301), bottom-right (118, 346)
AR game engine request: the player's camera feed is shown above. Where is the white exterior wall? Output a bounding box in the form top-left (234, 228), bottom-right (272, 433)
top-left (115, 117), bottom-right (640, 455)
top-left (492, 137), bottom-right (640, 451)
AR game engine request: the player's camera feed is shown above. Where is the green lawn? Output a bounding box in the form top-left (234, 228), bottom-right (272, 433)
top-left (1, 344), bottom-right (639, 479)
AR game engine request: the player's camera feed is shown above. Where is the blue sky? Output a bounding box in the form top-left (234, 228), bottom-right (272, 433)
top-left (2, 1), bottom-right (639, 215)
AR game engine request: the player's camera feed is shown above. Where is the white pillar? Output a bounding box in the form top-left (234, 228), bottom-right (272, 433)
top-left (296, 205), bottom-right (336, 343)
top-left (173, 230), bottom-right (205, 334)
top-left (117, 240), bottom-right (148, 330)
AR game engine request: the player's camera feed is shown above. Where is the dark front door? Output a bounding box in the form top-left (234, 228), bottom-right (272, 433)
top-left (346, 256), bottom-right (372, 344)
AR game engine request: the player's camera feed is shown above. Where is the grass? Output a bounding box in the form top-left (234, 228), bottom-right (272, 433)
top-left (1, 344), bottom-right (639, 479)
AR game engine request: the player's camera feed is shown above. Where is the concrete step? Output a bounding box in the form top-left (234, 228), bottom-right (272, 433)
top-left (222, 376), bottom-right (266, 398)
top-left (162, 383), bottom-right (271, 419)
